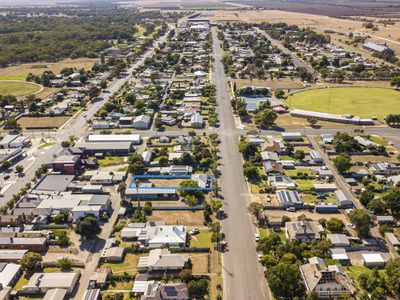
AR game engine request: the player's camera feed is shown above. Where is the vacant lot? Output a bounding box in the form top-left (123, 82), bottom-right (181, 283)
top-left (18, 116), bottom-right (70, 129)
top-left (0, 58), bottom-right (98, 77)
top-left (288, 87), bottom-right (400, 119)
top-left (189, 253), bottom-right (209, 274)
top-left (147, 210), bottom-right (204, 226)
top-left (0, 80), bottom-right (41, 97)
top-left (232, 78), bottom-right (305, 90)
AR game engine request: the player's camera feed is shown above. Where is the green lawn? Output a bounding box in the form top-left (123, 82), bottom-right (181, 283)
top-left (0, 80), bottom-right (41, 97)
top-left (283, 168), bottom-right (312, 177)
top-left (134, 24), bottom-right (146, 37)
top-left (288, 87), bottom-right (400, 119)
top-left (14, 271), bottom-right (30, 290)
top-left (38, 142), bottom-right (55, 149)
top-left (190, 229), bottom-right (213, 248)
top-left (0, 75), bottom-right (26, 80)
top-left (98, 156), bottom-right (125, 167)
top-left (295, 179), bottom-right (315, 191)
top-left (101, 253), bottom-right (140, 275)
top-left (345, 265), bottom-right (386, 282)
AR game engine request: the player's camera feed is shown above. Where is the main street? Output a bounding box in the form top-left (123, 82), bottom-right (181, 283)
top-left (212, 27), bottom-right (269, 300)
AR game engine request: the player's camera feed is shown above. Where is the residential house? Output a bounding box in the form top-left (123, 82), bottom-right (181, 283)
top-left (300, 257), bottom-right (355, 299)
top-left (190, 113), bottom-right (203, 128)
top-left (141, 282), bottom-right (189, 300)
top-left (268, 176), bottom-right (296, 189)
top-left (101, 247), bottom-right (125, 263)
top-left (138, 249), bottom-right (188, 272)
top-left (133, 115), bottom-right (151, 129)
top-left (285, 221), bottom-right (323, 242)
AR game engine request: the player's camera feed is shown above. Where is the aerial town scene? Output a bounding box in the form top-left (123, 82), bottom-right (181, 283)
top-left (0, 0), bottom-right (400, 299)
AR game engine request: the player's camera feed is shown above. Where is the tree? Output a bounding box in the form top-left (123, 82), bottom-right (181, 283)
top-left (238, 140), bottom-right (258, 160)
top-left (254, 109), bottom-right (277, 129)
top-left (178, 180), bottom-right (203, 200)
top-left (143, 201), bottom-right (153, 215)
top-left (247, 202), bottom-right (263, 221)
top-left (383, 187), bottom-right (400, 215)
top-left (333, 153), bottom-right (351, 174)
top-left (100, 79), bottom-right (108, 89)
top-left (211, 199), bottom-right (223, 213)
top-left (391, 76), bottom-right (400, 89)
top-left (15, 165), bottom-right (24, 173)
top-left (367, 198), bottom-right (386, 215)
top-left (333, 132), bottom-right (361, 153)
top-left (307, 116), bottom-right (318, 127)
top-left (187, 279), bottom-right (209, 299)
top-left (274, 89), bottom-right (285, 99)
top-left (359, 189), bottom-right (375, 206)
top-left (58, 257), bottom-right (72, 270)
top-left (117, 182), bottom-right (126, 198)
top-left (348, 209), bottom-right (373, 237)
top-left (74, 216), bottom-right (101, 239)
top-left (386, 258), bottom-right (400, 297)
top-left (326, 218), bottom-right (345, 233)
top-left (243, 164), bottom-right (260, 182)
top-left (53, 213), bottom-right (65, 224)
top-left (265, 262), bottom-right (305, 299)
top-left (293, 150), bottom-right (305, 161)
top-left (21, 252), bottom-right (42, 271)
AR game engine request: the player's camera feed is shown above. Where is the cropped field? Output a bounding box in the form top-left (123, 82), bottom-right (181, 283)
top-left (179, 2), bottom-right (235, 9)
top-left (0, 80), bottom-right (41, 97)
top-left (287, 87), bottom-right (400, 119)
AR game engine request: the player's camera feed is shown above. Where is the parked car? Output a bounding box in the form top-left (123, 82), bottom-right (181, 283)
top-left (255, 233), bottom-right (260, 242)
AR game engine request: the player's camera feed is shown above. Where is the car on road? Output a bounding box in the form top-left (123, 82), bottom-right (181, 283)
top-left (255, 233), bottom-right (260, 242)
top-left (258, 253), bottom-right (262, 262)
top-left (347, 223), bottom-right (355, 229)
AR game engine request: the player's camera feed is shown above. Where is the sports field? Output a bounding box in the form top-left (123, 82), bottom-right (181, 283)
top-left (0, 80), bottom-right (41, 97)
top-left (287, 87), bottom-right (400, 119)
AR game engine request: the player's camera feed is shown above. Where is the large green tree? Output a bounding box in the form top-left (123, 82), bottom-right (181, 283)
top-left (74, 216), bottom-right (101, 239)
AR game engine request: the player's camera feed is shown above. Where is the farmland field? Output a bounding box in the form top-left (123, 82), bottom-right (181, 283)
top-left (287, 87), bottom-right (400, 119)
top-left (0, 58), bottom-right (98, 77)
top-left (0, 80), bottom-right (41, 97)
top-left (210, 10), bottom-right (400, 56)
top-left (18, 116), bottom-right (71, 129)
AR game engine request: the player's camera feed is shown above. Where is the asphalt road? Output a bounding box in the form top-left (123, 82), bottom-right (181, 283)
top-left (212, 27), bottom-right (269, 300)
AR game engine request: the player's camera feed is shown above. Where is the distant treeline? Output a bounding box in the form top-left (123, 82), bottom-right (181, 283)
top-left (0, 9), bottom-right (173, 67)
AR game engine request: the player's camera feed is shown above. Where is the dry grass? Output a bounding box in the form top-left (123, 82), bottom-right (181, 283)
top-left (210, 10), bottom-right (400, 56)
top-left (0, 58), bottom-right (98, 76)
top-left (18, 116), bottom-right (71, 129)
top-left (149, 178), bottom-right (184, 187)
top-left (147, 210), bottom-right (204, 226)
top-left (35, 87), bottom-right (59, 100)
top-left (189, 253), bottom-right (209, 274)
top-left (232, 78), bottom-right (305, 90)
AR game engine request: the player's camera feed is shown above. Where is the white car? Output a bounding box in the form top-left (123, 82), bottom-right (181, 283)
top-left (258, 253), bottom-right (262, 262)
top-left (255, 233), bottom-right (260, 242)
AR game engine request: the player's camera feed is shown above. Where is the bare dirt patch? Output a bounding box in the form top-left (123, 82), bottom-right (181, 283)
top-left (18, 116), bottom-right (71, 129)
top-left (147, 210), bottom-right (204, 226)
